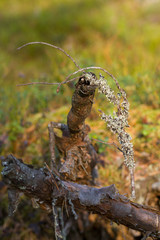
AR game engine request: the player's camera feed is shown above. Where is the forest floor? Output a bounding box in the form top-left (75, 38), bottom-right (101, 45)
top-left (0, 0), bottom-right (160, 239)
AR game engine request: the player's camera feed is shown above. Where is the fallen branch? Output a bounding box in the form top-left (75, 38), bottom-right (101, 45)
top-left (1, 155), bottom-right (160, 239)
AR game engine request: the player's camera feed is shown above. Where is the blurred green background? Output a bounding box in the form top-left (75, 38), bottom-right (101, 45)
top-left (0, 0), bottom-right (160, 239)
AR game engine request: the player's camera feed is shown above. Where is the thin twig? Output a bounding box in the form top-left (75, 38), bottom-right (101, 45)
top-left (52, 199), bottom-right (63, 240)
top-left (44, 162), bottom-right (59, 191)
top-left (17, 41), bottom-right (81, 70)
top-left (48, 122), bottom-right (56, 170)
top-left (64, 66), bottom-right (124, 95)
top-left (91, 138), bottom-right (123, 153)
top-left (59, 208), bottom-right (66, 240)
top-left (64, 196), bottom-right (69, 217)
top-left (45, 161), bottom-right (61, 179)
top-left (129, 168), bottom-right (136, 200)
top-left (17, 82), bottom-right (59, 87)
top-left (17, 77), bottom-right (80, 91)
top-left (68, 199), bottom-right (78, 220)
top-left (141, 231), bottom-right (151, 240)
top-left (56, 76), bottom-right (80, 93)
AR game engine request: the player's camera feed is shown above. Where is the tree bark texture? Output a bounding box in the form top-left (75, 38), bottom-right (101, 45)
top-left (1, 155), bottom-right (160, 239)
top-left (51, 73), bottom-right (98, 184)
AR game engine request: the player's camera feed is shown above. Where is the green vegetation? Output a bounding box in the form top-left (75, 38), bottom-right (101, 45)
top-left (0, 0), bottom-right (160, 205)
top-left (0, 0), bottom-right (160, 239)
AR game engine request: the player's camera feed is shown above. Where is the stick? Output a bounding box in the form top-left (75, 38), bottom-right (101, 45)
top-left (17, 42), bottom-right (80, 70)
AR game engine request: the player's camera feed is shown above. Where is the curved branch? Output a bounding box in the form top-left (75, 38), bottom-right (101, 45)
top-left (17, 41), bottom-right (80, 70)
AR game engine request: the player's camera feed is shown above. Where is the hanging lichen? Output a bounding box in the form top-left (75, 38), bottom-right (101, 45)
top-left (85, 72), bottom-right (135, 199)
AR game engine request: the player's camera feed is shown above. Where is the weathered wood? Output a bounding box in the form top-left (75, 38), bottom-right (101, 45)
top-left (53, 74), bottom-right (98, 184)
top-left (1, 155), bottom-right (160, 239)
top-left (67, 73), bottom-right (97, 133)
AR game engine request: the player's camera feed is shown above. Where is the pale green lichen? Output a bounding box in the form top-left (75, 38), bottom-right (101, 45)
top-left (86, 72), bottom-right (135, 198)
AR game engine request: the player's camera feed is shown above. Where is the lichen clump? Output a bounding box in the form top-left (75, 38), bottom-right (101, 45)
top-left (86, 72), bottom-right (135, 198)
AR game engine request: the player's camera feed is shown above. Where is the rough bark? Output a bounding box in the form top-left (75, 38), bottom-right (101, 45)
top-left (67, 73), bottom-right (96, 133)
top-left (1, 155), bottom-right (160, 239)
top-left (51, 73), bottom-right (98, 184)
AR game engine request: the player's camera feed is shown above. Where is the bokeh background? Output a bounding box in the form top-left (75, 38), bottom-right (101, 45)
top-left (0, 0), bottom-right (160, 239)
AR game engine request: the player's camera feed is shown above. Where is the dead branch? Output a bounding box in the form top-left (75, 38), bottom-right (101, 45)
top-left (17, 42), bottom-right (80, 70)
top-left (17, 82), bottom-right (59, 86)
top-left (67, 73), bottom-right (97, 133)
top-left (1, 155), bottom-right (160, 239)
top-left (48, 122), bottom-right (56, 170)
top-left (52, 73), bottom-right (98, 184)
top-left (16, 77), bottom-right (80, 89)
